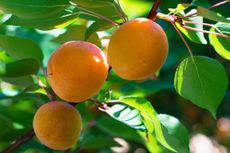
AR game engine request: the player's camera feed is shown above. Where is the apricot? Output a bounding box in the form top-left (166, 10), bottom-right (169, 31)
top-left (33, 102), bottom-right (82, 150)
top-left (48, 41), bottom-right (108, 102)
top-left (107, 18), bottom-right (168, 80)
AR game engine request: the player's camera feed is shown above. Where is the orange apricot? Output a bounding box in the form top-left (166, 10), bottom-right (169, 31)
top-left (33, 102), bottom-right (82, 150)
top-left (48, 41), bottom-right (108, 102)
top-left (107, 18), bottom-right (168, 80)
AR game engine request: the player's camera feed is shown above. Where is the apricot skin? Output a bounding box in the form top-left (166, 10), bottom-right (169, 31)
top-left (48, 41), bottom-right (108, 102)
top-left (33, 102), bottom-right (82, 150)
top-left (107, 18), bottom-right (168, 80)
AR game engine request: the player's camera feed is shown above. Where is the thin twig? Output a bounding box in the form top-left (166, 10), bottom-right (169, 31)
top-left (182, 25), bottom-right (230, 38)
top-left (175, 12), bottom-right (197, 21)
top-left (170, 22), bottom-right (194, 57)
top-left (42, 67), bottom-right (50, 88)
top-left (208, 0), bottom-right (228, 9)
top-left (147, 0), bottom-right (161, 20)
top-left (171, 22), bottom-right (205, 93)
top-left (1, 129), bottom-right (35, 153)
top-left (183, 21), bottom-right (214, 27)
top-left (35, 76), bottom-right (56, 101)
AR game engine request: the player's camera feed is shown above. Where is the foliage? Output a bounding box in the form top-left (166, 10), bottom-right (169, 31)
top-left (0, 0), bottom-right (229, 153)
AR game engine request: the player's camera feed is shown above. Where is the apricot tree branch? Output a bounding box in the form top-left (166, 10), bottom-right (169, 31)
top-left (147, 0), bottom-right (161, 20)
top-left (1, 129), bottom-right (35, 153)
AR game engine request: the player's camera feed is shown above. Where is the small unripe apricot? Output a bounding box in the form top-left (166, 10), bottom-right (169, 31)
top-left (33, 102), bottom-right (82, 150)
top-left (107, 18), bottom-right (168, 80)
top-left (48, 41), bottom-right (108, 102)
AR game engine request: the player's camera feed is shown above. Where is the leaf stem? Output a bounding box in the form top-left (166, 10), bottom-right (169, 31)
top-left (147, 0), bottom-right (161, 20)
top-left (175, 12), bottom-right (197, 21)
top-left (183, 21), bottom-right (214, 27)
top-left (170, 22), bottom-right (193, 57)
top-left (171, 22), bottom-right (204, 92)
top-left (182, 25), bottom-right (230, 38)
top-left (1, 129), bottom-right (35, 153)
top-left (208, 0), bottom-right (228, 9)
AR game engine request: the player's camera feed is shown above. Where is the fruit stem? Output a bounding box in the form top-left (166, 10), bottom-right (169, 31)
top-left (1, 129), bottom-right (35, 153)
top-left (35, 76), bottom-right (56, 102)
top-left (147, 0), bottom-right (161, 20)
top-left (156, 12), bottom-right (175, 22)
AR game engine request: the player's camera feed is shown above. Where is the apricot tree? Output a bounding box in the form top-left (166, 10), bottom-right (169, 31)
top-left (0, 0), bottom-right (229, 153)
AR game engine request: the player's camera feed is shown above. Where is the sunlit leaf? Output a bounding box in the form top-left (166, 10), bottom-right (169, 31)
top-left (2, 76), bottom-right (34, 87)
top-left (72, 0), bottom-right (125, 21)
top-left (0, 35), bottom-right (43, 65)
top-left (168, 3), bottom-right (191, 14)
top-left (0, 0), bottom-right (70, 19)
top-left (96, 116), bottom-right (144, 143)
top-left (174, 56), bottom-right (228, 117)
top-left (53, 25), bottom-right (101, 47)
top-left (197, 7), bottom-right (229, 23)
top-left (85, 20), bottom-right (113, 41)
top-left (209, 22), bottom-right (230, 60)
top-left (175, 9), bottom-right (207, 44)
top-left (119, 96), bottom-right (176, 152)
top-left (0, 59), bottom-right (39, 77)
top-left (4, 10), bottom-right (78, 30)
top-left (105, 104), bottom-right (146, 131)
top-left (120, 0), bottom-right (152, 19)
top-left (158, 114), bottom-right (189, 153)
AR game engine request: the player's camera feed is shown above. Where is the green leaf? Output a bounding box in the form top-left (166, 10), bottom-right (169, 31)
top-left (192, 0), bottom-right (211, 8)
top-left (0, 107), bottom-right (34, 127)
top-left (175, 9), bottom-right (207, 44)
top-left (53, 25), bottom-right (101, 47)
top-left (85, 20), bottom-right (113, 41)
top-left (168, 3), bottom-right (191, 14)
top-left (197, 7), bottom-right (229, 23)
top-left (120, 96), bottom-right (176, 152)
top-left (96, 116), bottom-right (144, 144)
top-left (209, 22), bottom-right (230, 60)
top-left (119, 0), bottom-right (152, 19)
top-left (158, 114), bottom-right (189, 153)
top-left (4, 10), bottom-right (78, 30)
top-left (2, 76), bottom-right (34, 87)
top-left (71, 0), bottom-right (125, 20)
top-left (0, 59), bottom-right (39, 77)
top-left (0, 115), bottom-right (14, 138)
top-left (0, 93), bottom-right (49, 104)
top-left (81, 136), bottom-right (121, 149)
top-left (105, 104), bottom-right (146, 131)
top-left (0, 35), bottom-right (43, 65)
top-left (174, 56), bottom-right (228, 117)
top-left (0, 0), bottom-right (70, 19)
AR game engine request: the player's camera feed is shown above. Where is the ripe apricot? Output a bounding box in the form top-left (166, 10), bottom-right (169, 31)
top-left (33, 102), bottom-right (82, 150)
top-left (107, 18), bottom-right (168, 80)
top-left (48, 41), bottom-right (108, 102)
